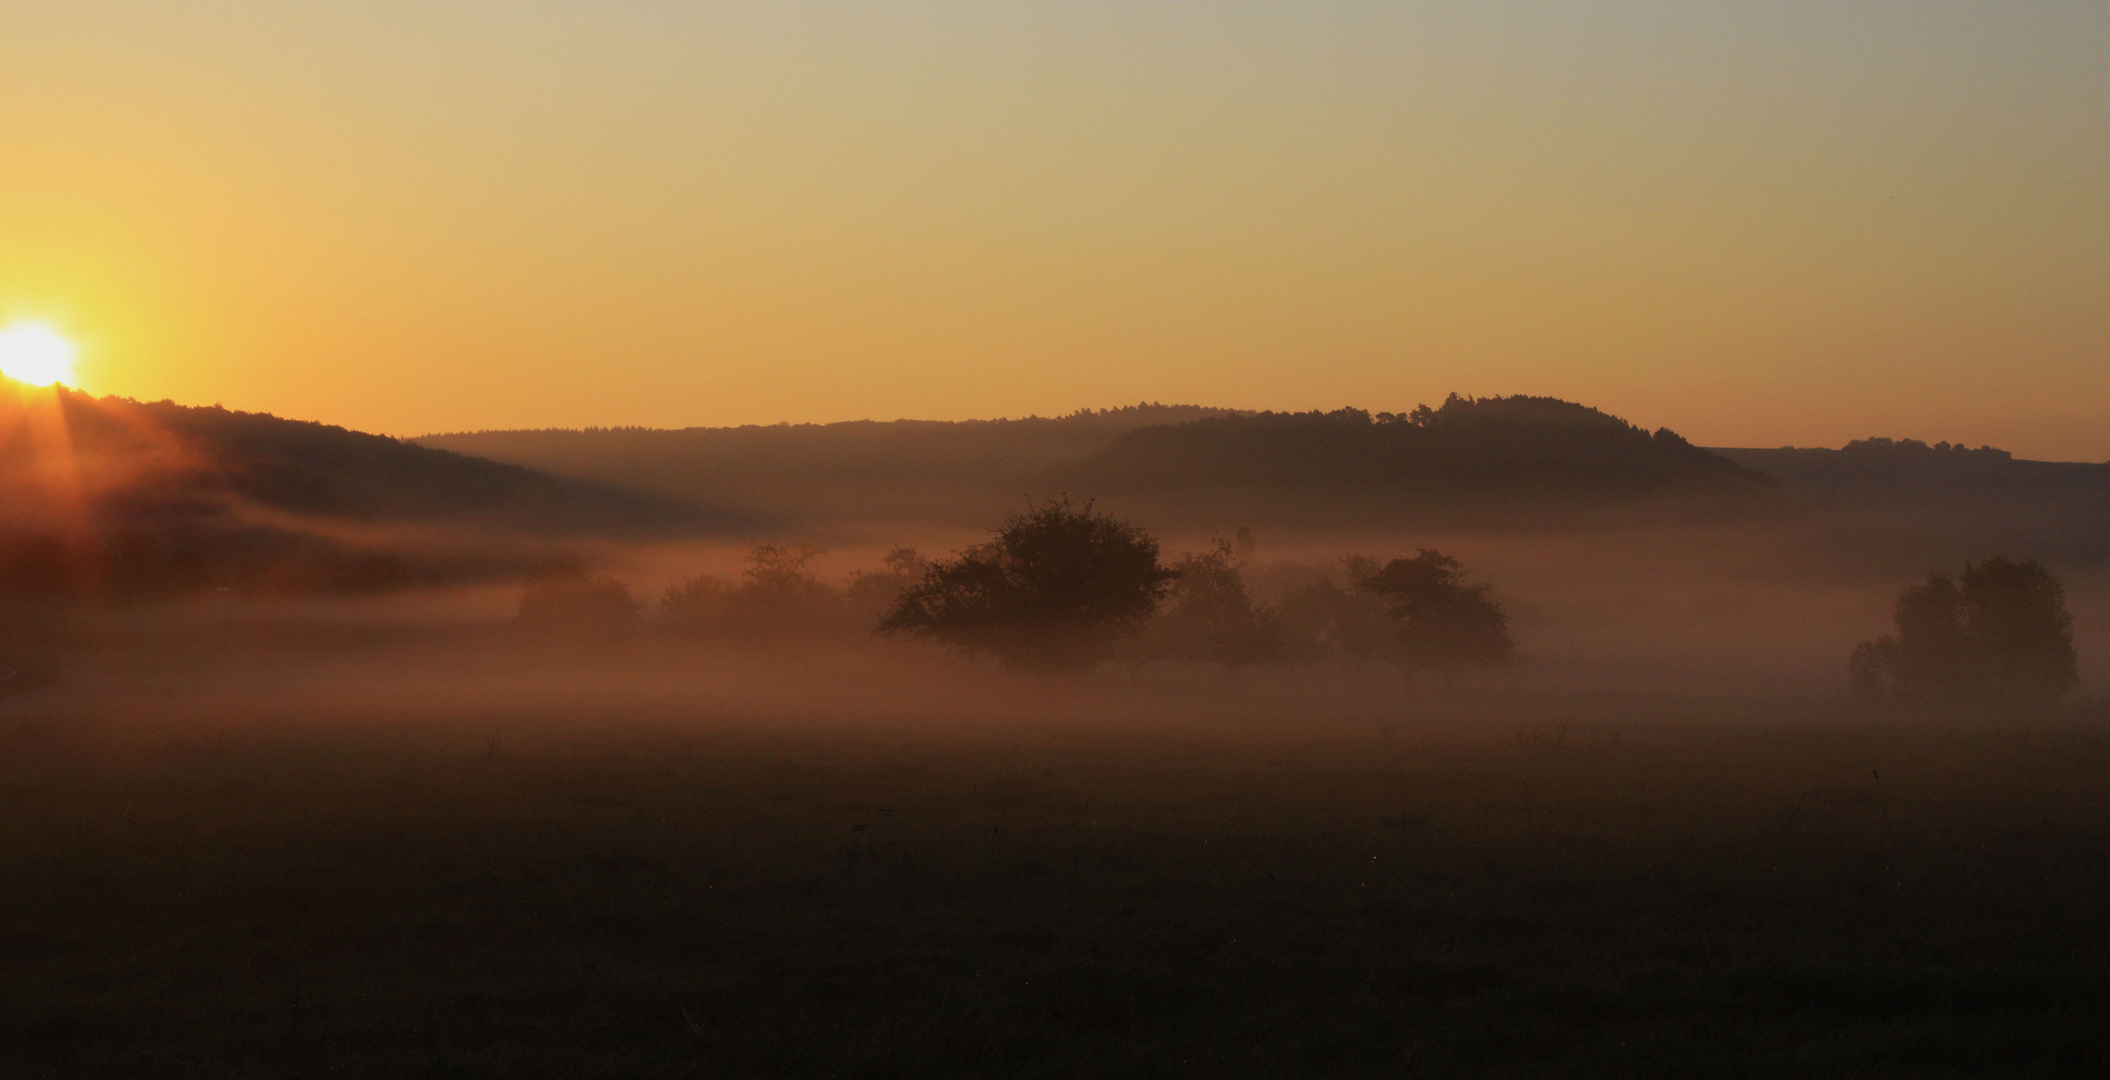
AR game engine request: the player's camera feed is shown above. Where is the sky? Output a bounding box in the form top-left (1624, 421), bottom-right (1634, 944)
top-left (4, 2), bottom-right (2106, 457)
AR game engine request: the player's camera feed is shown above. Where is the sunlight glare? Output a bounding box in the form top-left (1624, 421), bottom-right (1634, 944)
top-left (0, 321), bottom-right (79, 387)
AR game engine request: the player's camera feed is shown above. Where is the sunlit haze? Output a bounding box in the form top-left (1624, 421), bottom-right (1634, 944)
top-left (4, 2), bottom-right (2106, 457)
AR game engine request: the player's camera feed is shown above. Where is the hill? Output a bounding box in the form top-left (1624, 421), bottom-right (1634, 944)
top-left (423, 397), bottom-right (1794, 536)
top-left (1061, 396), bottom-right (1776, 502)
top-left (418, 399), bottom-right (2110, 571)
top-left (0, 384), bottom-right (724, 597)
top-left (1025, 397), bottom-right (1793, 534)
top-left (419, 404), bottom-right (1238, 532)
top-left (1715, 439), bottom-right (2110, 566)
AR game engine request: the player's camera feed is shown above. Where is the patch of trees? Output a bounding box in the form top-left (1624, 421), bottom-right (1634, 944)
top-left (1850, 557), bottom-right (2079, 713)
top-left (864, 500), bottom-right (1515, 682)
top-left (657, 543), bottom-right (929, 638)
top-left (512, 501), bottom-right (1525, 684)
top-left (1839, 437), bottom-right (2012, 461)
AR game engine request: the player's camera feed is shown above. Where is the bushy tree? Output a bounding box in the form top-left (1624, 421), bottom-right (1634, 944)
top-left (878, 499), bottom-right (1174, 676)
top-left (517, 558), bottom-right (641, 636)
top-left (1356, 549), bottom-right (1514, 687)
top-left (1852, 557), bottom-right (2078, 712)
top-left (1148, 539), bottom-right (1285, 675)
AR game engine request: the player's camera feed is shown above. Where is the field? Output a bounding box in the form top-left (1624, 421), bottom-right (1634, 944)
top-left (5, 638), bottom-right (2109, 1078)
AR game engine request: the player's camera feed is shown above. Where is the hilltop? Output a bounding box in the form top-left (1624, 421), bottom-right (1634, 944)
top-left (1054, 396), bottom-right (1779, 524)
top-left (0, 385), bottom-right (725, 596)
top-left (425, 396), bottom-right (1783, 534)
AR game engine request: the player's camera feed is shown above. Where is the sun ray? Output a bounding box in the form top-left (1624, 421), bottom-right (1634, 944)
top-left (0, 369), bottom-right (91, 539)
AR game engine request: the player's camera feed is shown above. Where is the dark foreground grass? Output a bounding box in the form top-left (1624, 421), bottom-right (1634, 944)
top-left (4, 674), bottom-right (2109, 1077)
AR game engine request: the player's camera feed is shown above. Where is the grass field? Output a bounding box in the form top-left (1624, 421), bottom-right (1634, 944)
top-left (4, 642), bottom-right (2108, 1077)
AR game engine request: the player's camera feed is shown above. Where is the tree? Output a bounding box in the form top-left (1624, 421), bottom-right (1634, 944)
top-left (845, 547), bottom-right (927, 622)
top-left (662, 543), bottom-right (841, 636)
top-left (1848, 638), bottom-right (1897, 704)
top-left (1270, 556), bottom-right (1395, 672)
top-left (1852, 557), bottom-right (2078, 712)
top-left (1355, 549), bottom-right (1515, 687)
top-left (1149, 539), bottom-right (1285, 675)
top-left (878, 499), bottom-right (1175, 676)
top-left (660, 573), bottom-right (731, 634)
top-left (722, 543), bottom-right (838, 634)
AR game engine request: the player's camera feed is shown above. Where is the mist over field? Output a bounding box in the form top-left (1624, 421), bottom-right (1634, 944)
top-left (5, 387), bottom-right (2108, 1077)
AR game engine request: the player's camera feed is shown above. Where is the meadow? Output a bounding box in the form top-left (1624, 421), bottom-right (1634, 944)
top-left (5, 633), bottom-right (2108, 1079)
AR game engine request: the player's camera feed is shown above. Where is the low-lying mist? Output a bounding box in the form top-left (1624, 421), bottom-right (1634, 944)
top-left (17, 513), bottom-right (2100, 736)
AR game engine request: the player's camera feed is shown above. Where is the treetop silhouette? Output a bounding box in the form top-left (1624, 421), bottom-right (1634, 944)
top-left (878, 498), bottom-right (1175, 676)
top-left (1851, 557), bottom-right (2078, 712)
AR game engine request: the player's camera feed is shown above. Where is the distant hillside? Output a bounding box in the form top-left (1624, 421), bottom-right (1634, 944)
top-left (2, 387), bottom-right (713, 536)
top-left (420, 404), bottom-right (1239, 531)
top-left (0, 385), bottom-right (723, 596)
top-left (422, 397), bottom-right (1793, 535)
top-left (1052, 396), bottom-right (1783, 527)
top-left (1715, 439), bottom-right (2110, 565)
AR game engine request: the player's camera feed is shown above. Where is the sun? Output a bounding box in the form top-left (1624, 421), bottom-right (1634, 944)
top-left (0, 321), bottom-right (79, 387)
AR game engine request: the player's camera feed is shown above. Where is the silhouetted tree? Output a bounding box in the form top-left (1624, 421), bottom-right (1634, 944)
top-left (660, 573), bottom-right (731, 633)
top-left (1852, 557), bottom-right (2078, 712)
top-left (1964, 558), bottom-right (2080, 706)
top-left (1335, 556), bottom-right (1401, 671)
top-left (517, 558), bottom-right (641, 636)
top-left (878, 499), bottom-right (1174, 676)
top-left (1356, 549), bottom-right (1515, 688)
top-left (661, 543), bottom-right (843, 636)
top-left (723, 543), bottom-right (838, 633)
top-left (1848, 638), bottom-right (1896, 704)
top-left (1149, 539), bottom-right (1285, 675)
top-left (845, 547), bottom-right (928, 621)
top-left (1273, 556), bottom-right (1393, 672)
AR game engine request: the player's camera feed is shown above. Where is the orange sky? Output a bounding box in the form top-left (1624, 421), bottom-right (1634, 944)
top-left (4, 3), bottom-right (2106, 457)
